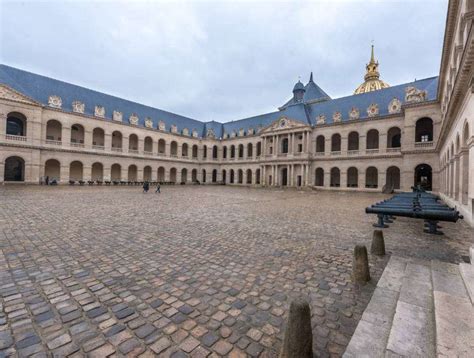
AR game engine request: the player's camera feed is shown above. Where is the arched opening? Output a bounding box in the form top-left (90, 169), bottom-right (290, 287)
top-left (366, 129), bottom-right (379, 149)
top-left (170, 141), bottom-right (178, 156)
top-left (203, 145), bottom-right (208, 159)
top-left (91, 162), bottom-right (103, 181)
top-left (191, 169), bottom-right (197, 182)
top-left (71, 124), bottom-right (85, 145)
top-left (158, 139), bottom-right (166, 154)
top-left (246, 169), bottom-right (252, 184)
top-left (281, 167), bottom-right (288, 186)
top-left (112, 131), bottom-right (123, 149)
top-left (331, 134), bottom-right (341, 152)
top-left (316, 135), bottom-right (325, 153)
top-left (182, 143), bottom-right (189, 157)
top-left (462, 123), bottom-right (470, 204)
top-left (455, 135), bottom-right (461, 200)
top-left (230, 145), bottom-right (236, 158)
top-left (347, 167), bottom-right (358, 187)
top-left (202, 169), bottom-right (206, 183)
top-left (281, 138), bottom-right (289, 154)
top-left (238, 169), bottom-right (243, 184)
top-left (70, 161), bottom-right (83, 181)
top-left (386, 166), bottom-right (400, 190)
top-left (222, 169), bottom-right (227, 183)
top-left (129, 134), bottom-right (138, 151)
top-left (223, 146), bottom-right (228, 159)
top-left (212, 169), bottom-right (217, 183)
top-left (45, 159), bottom-right (60, 180)
top-left (247, 143), bottom-right (253, 158)
top-left (144, 137), bottom-right (153, 153)
top-left (181, 168), bottom-right (188, 183)
top-left (256, 142), bottom-right (262, 157)
top-left (92, 128), bottom-right (105, 147)
top-left (238, 144), bottom-right (244, 158)
top-left (143, 166), bottom-right (152, 181)
top-left (387, 127), bottom-right (401, 148)
top-left (348, 132), bottom-right (359, 151)
top-left (111, 164), bottom-right (121, 181)
top-left (170, 168), bottom-right (177, 183)
top-left (212, 145), bottom-right (218, 159)
top-left (415, 117), bottom-right (433, 142)
top-left (192, 145), bottom-right (198, 159)
top-left (4, 156), bottom-right (25, 181)
top-left (255, 169), bottom-right (261, 184)
top-left (128, 165), bottom-right (137, 181)
top-left (315, 168), bottom-right (324, 186)
top-left (414, 164), bottom-right (432, 191)
top-left (157, 167), bottom-right (165, 182)
top-left (230, 169), bottom-right (235, 183)
top-left (330, 167), bottom-right (340, 187)
top-left (6, 112), bottom-right (27, 136)
top-left (365, 167), bottom-right (378, 188)
top-left (46, 120), bottom-right (62, 142)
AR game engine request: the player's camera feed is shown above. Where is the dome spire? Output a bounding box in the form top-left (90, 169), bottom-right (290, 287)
top-left (309, 72), bottom-right (314, 83)
top-left (354, 44), bottom-right (390, 94)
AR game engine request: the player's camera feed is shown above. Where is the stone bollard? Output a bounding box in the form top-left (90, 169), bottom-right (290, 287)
top-left (371, 230), bottom-right (386, 256)
top-left (279, 298), bottom-right (313, 358)
top-left (353, 245), bottom-right (371, 284)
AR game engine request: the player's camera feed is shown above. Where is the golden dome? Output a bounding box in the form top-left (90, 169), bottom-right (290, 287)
top-left (354, 45), bottom-right (390, 94)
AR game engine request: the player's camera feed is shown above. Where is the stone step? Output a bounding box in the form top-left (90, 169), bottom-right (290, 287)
top-left (459, 263), bottom-right (474, 305)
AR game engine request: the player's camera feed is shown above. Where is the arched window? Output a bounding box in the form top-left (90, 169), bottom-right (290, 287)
top-left (144, 137), bottom-right (153, 153)
top-left (222, 169), bottom-right (227, 183)
top-left (347, 167), bottom-right (358, 187)
top-left (238, 144), bottom-right (244, 158)
top-left (231, 145), bottom-right (236, 158)
top-left (212, 145), bottom-right (218, 159)
top-left (45, 159), bottom-right (61, 180)
top-left (366, 129), bottom-right (379, 149)
top-left (129, 134), bottom-right (138, 151)
top-left (128, 165), bottom-right (138, 181)
top-left (182, 143), bottom-right (189, 157)
top-left (256, 142), bottom-right (262, 157)
top-left (212, 169), bottom-right (217, 183)
top-left (111, 164), bottom-right (121, 181)
top-left (247, 143), bottom-right (253, 158)
top-left (238, 169), bottom-right (243, 184)
top-left (230, 169), bottom-right (235, 183)
top-left (46, 120), bottom-right (62, 142)
top-left (255, 169), bottom-right (261, 184)
top-left (246, 169), bottom-right (252, 184)
top-left (6, 113), bottom-right (26, 136)
top-left (387, 127), bottom-right (401, 148)
top-left (170, 141), bottom-right (178, 156)
top-left (315, 168), bottom-right (324, 186)
top-left (4, 156), bottom-right (25, 181)
top-left (181, 168), bottom-right (188, 183)
top-left (170, 168), bottom-right (177, 183)
top-left (462, 123), bottom-right (470, 204)
top-left (386, 166), bottom-right (400, 190)
top-left (203, 145), bottom-right (207, 158)
top-left (143, 166), bottom-right (152, 181)
top-left (365, 167), bottom-right (378, 188)
top-left (282, 138), bottom-right (289, 154)
top-left (158, 139), bottom-right (166, 154)
top-left (157, 167), bottom-right (165, 182)
top-left (316, 135), bottom-right (325, 153)
top-left (92, 128), bottom-right (105, 147)
top-left (92, 162), bottom-right (103, 181)
top-left (330, 167), bottom-right (340, 187)
top-left (348, 132), bottom-right (359, 151)
top-left (331, 134), bottom-right (341, 152)
top-left (192, 145), bottom-right (198, 158)
top-left (223, 146), bottom-right (228, 159)
top-left (70, 161), bottom-right (83, 181)
top-left (192, 169), bottom-right (197, 182)
top-left (112, 131), bottom-right (123, 149)
top-left (414, 164), bottom-right (432, 191)
top-left (202, 169), bottom-right (206, 183)
top-left (71, 124), bottom-right (85, 145)
top-left (415, 118), bottom-right (433, 142)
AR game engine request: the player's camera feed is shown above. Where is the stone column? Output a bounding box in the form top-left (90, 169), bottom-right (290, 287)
top-left (379, 170), bottom-right (386, 190)
top-left (121, 167), bottom-right (128, 181)
top-left (0, 159), bottom-right (4, 183)
top-left (138, 138), bottom-right (145, 154)
top-left (0, 112), bottom-right (6, 141)
top-left (340, 169), bottom-right (347, 188)
top-left (307, 131), bottom-right (311, 154)
top-left (137, 168), bottom-right (144, 181)
top-left (83, 166), bottom-right (92, 181)
top-left (324, 171), bottom-right (330, 188)
top-left (84, 130), bottom-right (93, 149)
top-left (62, 126), bottom-right (71, 147)
top-left (60, 164), bottom-right (70, 184)
top-left (123, 136), bottom-right (129, 153)
top-left (104, 133), bottom-right (112, 151)
top-left (103, 166), bottom-right (111, 181)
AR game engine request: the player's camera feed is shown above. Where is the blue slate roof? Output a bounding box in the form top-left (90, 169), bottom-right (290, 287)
top-left (0, 64), bottom-right (438, 138)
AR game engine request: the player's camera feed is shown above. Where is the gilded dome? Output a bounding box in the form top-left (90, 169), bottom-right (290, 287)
top-left (354, 45), bottom-right (390, 95)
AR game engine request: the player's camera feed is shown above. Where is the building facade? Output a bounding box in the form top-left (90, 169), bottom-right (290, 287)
top-left (0, 0), bottom-right (473, 226)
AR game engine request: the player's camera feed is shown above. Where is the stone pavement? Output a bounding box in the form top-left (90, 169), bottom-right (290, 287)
top-left (0, 186), bottom-right (472, 357)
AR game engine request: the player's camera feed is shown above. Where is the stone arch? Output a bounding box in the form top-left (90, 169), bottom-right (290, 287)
top-left (230, 169), bottom-right (235, 183)
top-left (182, 143), bottom-right (189, 157)
top-left (316, 135), bottom-right (325, 153)
top-left (315, 168), bottom-right (324, 186)
top-left (143, 166), bottom-right (152, 181)
top-left (6, 112), bottom-right (27, 136)
top-left (112, 131), bottom-right (123, 149)
top-left (222, 169), bottom-right (227, 183)
top-left (181, 168), bottom-right (188, 183)
top-left (71, 124), bottom-right (85, 145)
top-left (348, 132), bottom-right (359, 151)
top-left (347, 167), bottom-right (358, 187)
top-left (111, 164), bottom-right (121, 181)
top-left (45, 159), bottom-right (61, 180)
top-left (128, 165), bottom-right (138, 181)
top-left (256, 142), bottom-right (262, 157)
top-left (415, 117), bottom-right (433, 142)
top-left (246, 169), bottom-right (252, 184)
top-left (158, 139), bottom-right (166, 154)
top-left (331, 134), bottom-right (341, 152)
top-left (213, 145), bottom-right (218, 159)
top-left (386, 166), bottom-right (400, 190)
top-left (170, 141), bottom-right (178, 156)
top-left (330, 167), bottom-right (340, 187)
top-left (238, 169), bottom-right (243, 184)
top-left (4, 156), bottom-right (25, 181)
top-left (387, 127), bottom-right (401, 148)
top-left (365, 166), bottom-right (378, 188)
top-left (170, 168), bottom-right (177, 183)
top-left (144, 136), bottom-right (153, 152)
top-left (46, 119), bottom-right (62, 142)
top-left (230, 145), bottom-right (236, 158)
top-left (247, 143), bottom-right (253, 158)
top-left (212, 169), bottom-right (217, 183)
top-left (92, 127), bottom-right (105, 147)
top-left (157, 167), bottom-right (165, 182)
top-left (192, 168), bottom-right (198, 182)
top-left (414, 163), bottom-right (432, 191)
top-left (366, 129), bottom-right (379, 149)
top-left (69, 161), bottom-right (83, 181)
top-left (129, 134), bottom-right (139, 151)
top-left (238, 144), bottom-right (244, 158)
top-left (91, 162), bottom-right (103, 181)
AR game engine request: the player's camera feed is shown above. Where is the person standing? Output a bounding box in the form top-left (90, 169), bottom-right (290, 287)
top-left (143, 181), bottom-right (150, 193)
top-left (155, 184), bottom-right (161, 194)
top-left (45, 176), bottom-right (49, 186)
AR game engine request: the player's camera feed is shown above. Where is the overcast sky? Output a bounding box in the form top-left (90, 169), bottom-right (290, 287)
top-left (1, 0), bottom-right (448, 122)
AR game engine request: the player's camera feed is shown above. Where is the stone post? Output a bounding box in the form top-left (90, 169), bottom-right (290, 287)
top-left (279, 298), bottom-right (313, 358)
top-left (371, 230), bottom-right (386, 256)
top-left (353, 245), bottom-right (370, 284)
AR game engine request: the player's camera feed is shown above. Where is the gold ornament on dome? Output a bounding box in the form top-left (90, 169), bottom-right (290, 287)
top-left (354, 45), bottom-right (390, 95)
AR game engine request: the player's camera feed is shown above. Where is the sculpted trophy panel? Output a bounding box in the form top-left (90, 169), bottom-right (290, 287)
top-left (113, 110), bottom-right (122, 122)
top-left (349, 107), bottom-right (359, 120)
top-left (405, 86), bottom-right (427, 103)
top-left (388, 98), bottom-right (402, 114)
top-left (367, 103), bottom-right (379, 117)
top-left (129, 113), bottom-right (139, 125)
top-left (95, 105), bottom-right (105, 117)
top-left (145, 117), bottom-right (153, 128)
top-left (72, 100), bottom-right (84, 113)
top-left (48, 95), bottom-right (62, 108)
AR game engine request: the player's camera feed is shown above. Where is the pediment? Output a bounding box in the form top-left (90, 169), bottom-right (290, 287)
top-left (260, 116), bottom-right (310, 134)
top-left (0, 84), bottom-right (41, 106)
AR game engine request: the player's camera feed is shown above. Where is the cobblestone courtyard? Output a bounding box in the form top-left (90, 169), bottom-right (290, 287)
top-left (0, 186), bottom-right (472, 357)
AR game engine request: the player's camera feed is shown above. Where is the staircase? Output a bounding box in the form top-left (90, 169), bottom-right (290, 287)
top-left (344, 248), bottom-right (474, 357)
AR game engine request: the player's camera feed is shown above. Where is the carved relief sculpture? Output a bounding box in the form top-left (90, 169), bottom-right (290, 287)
top-left (158, 121), bottom-right (166, 130)
top-left (72, 101), bottom-right (84, 113)
top-left (349, 107), bottom-right (360, 120)
top-left (405, 86), bottom-right (427, 103)
top-left (171, 124), bottom-right (178, 133)
top-left (48, 95), bottom-right (62, 108)
top-left (239, 128), bottom-right (245, 136)
top-left (388, 98), bottom-right (402, 114)
top-left (231, 131), bottom-right (236, 138)
top-left (316, 114), bottom-right (326, 125)
top-left (129, 113), bottom-right (139, 125)
top-left (207, 128), bottom-right (215, 138)
top-left (367, 103), bottom-right (379, 117)
top-left (182, 128), bottom-right (189, 136)
top-left (333, 111), bottom-right (342, 123)
top-left (192, 129), bottom-right (198, 138)
top-left (95, 105), bottom-right (105, 117)
top-left (113, 110), bottom-right (122, 122)
top-left (248, 128), bottom-right (254, 135)
top-left (145, 117), bottom-right (153, 128)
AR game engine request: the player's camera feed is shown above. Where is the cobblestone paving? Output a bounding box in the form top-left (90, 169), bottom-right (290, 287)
top-left (0, 186), bottom-right (472, 357)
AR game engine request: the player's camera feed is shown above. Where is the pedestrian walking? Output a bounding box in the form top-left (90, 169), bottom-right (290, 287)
top-left (155, 184), bottom-right (161, 193)
top-left (143, 181), bottom-right (150, 193)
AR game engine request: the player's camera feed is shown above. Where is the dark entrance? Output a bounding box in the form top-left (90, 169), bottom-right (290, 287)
top-left (297, 175), bottom-right (302, 187)
top-left (281, 168), bottom-right (288, 186)
top-left (5, 156), bottom-right (25, 181)
top-left (414, 164), bottom-right (432, 191)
